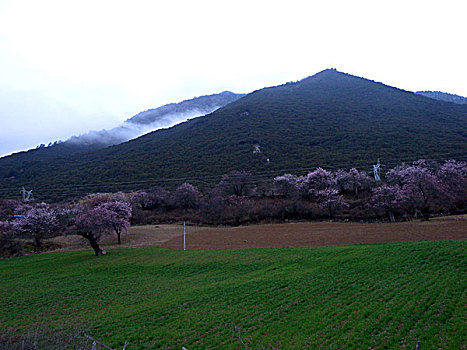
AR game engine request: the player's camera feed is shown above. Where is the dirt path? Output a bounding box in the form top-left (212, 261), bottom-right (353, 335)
top-left (160, 215), bottom-right (467, 250)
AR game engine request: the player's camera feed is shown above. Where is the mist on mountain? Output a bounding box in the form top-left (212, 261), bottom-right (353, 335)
top-left (415, 91), bottom-right (467, 104)
top-left (0, 91), bottom-right (244, 162)
top-left (67, 91), bottom-right (244, 147)
top-left (67, 108), bottom-right (217, 147)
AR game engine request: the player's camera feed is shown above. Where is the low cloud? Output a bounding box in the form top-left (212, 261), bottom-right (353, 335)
top-left (65, 108), bottom-right (219, 147)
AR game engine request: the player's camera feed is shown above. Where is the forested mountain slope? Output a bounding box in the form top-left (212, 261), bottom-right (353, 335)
top-left (1, 69), bottom-right (466, 200)
top-left (0, 91), bottom-right (243, 164)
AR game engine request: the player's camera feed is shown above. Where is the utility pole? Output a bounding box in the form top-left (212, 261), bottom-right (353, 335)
top-left (20, 187), bottom-right (33, 202)
top-left (183, 221), bottom-right (186, 251)
top-left (373, 159), bottom-right (382, 181)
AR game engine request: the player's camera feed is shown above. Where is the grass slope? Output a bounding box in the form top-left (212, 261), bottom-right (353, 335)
top-left (0, 240), bottom-right (465, 349)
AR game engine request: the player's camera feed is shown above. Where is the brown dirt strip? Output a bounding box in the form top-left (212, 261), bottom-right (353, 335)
top-left (160, 215), bottom-right (467, 250)
top-left (50, 224), bottom-right (208, 252)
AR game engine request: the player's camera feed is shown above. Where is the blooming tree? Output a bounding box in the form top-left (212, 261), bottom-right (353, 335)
top-left (67, 204), bottom-right (115, 256)
top-left (370, 184), bottom-right (407, 221)
top-left (13, 203), bottom-right (62, 248)
top-left (298, 168), bottom-right (348, 216)
top-left (100, 201), bottom-right (132, 244)
top-left (386, 160), bottom-right (448, 220)
top-left (437, 159), bottom-right (467, 209)
top-left (335, 168), bottom-right (373, 198)
top-left (171, 183), bottom-right (202, 209)
top-left (273, 174), bottom-right (301, 198)
top-left (315, 188), bottom-right (349, 217)
top-left (130, 191), bottom-right (151, 210)
top-left (67, 193), bottom-right (133, 253)
top-left (0, 220), bottom-right (13, 233)
top-left (131, 187), bottom-right (170, 210)
top-left (0, 199), bottom-right (23, 221)
top-left (300, 168), bottom-right (336, 196)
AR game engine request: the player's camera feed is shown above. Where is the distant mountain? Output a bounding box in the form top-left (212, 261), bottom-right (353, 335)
top-left (62, 91), bottom-right (244, 150)
top-left (416, 91), bottom-right (467, 104)
top-left (0, 91), bottom-right (244, 163)
top-left (127, 91), bottom-right (243, 125)
top-left (1, 69), bottom-right (466, 200)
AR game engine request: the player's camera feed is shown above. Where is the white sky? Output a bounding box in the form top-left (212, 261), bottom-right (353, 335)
top-left (0, 0), bottom-right (466, 157)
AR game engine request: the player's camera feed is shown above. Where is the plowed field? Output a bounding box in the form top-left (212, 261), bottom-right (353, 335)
top-left (160, 215), bottom-right (467, 250)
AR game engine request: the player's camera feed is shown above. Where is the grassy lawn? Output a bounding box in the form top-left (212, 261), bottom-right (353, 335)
top-left (0, 240), bottom-right (465, 349)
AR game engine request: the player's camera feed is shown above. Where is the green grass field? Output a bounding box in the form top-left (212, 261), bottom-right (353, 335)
top-left (0, 240), bottom-right (465, 349)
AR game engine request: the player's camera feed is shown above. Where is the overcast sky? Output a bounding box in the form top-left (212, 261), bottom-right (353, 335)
top-left (0, 0), bottom-right (466, 157)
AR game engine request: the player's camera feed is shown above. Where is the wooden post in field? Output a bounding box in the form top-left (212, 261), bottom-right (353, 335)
top-left (183, 221), bottom-right (186, 251)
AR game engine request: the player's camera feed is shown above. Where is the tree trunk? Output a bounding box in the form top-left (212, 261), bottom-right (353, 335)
top-left (419, 187), bottom-right (430, 221)
top-left (89, 235), bottom-right (104, 256)
top-left (80, 233), bottom-right (104, 256)
top-left (421, 207), bottom-right (431, 221)
top-left (388, 210), bottom-right (395, 222)
top-left (33, 235), bottom-right (42, 248)
top-left (114, 224), bottom-right (121, 244)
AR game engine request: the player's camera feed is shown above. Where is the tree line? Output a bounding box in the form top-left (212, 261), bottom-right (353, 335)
top-left (0, 159), bottom-right (465, 257)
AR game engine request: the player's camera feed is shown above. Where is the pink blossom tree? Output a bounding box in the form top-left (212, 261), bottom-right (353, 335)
top-left (99, 201), bottom-right (132, 244)
top-left (67, 204), bottom-right (115, 256)
top-left (300, 168), bottom-right (336, 196)
top-left (336, 168), bottom-right (373, 198)
top-left (370, 184), bottom-right (408, 222)
top-left (273, 174), bottom-right (301, 198)
top-left (386, 160), bottom-right (448, 220)
top-left (315, 188), bottom-right (349, 217)
top-left (0, 199), bottom-right (23, 221)
top-left (437, 159), bottom-right (467, 210)
top-left (299, 168), bottom-right (348, 216)
top-left (171, 183), bottom-right (202, 209)
top-left (13, 203), bottom-right (62, 248)
top-left (0, 220), bottom-right (13, 234)
top-left (130, 191), bottom-right (152, 210)
top-left (130, 187), bottom-right (170, 210)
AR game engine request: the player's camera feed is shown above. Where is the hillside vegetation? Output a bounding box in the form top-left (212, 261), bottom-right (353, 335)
top-left (1, 69), bottom-right (466, 199)
top-left (0, 240), bottom-right (465, 349)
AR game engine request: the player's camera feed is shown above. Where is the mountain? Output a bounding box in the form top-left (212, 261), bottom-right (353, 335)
top-left (415, 91), bottom-right (467, 105)
top-left (1, 91), bottom-right (244, 163)
top-left (126, 91), bottom-right (243, 125)
top-left (1, 69), bottom-right (466, 201)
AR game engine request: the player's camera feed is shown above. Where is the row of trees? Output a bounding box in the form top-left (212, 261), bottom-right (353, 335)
top-left (273, 159), bottom-right (466, 221)
top-left (0, 159), bottom-right (465, 257)
top-left (129, 159), bottom-right (466, 224)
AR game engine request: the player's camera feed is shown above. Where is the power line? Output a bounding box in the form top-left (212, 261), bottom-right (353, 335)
top-left (0, 153), bottom-right (464, 198)
top-left (0, 154), bottom-right (463, 194)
